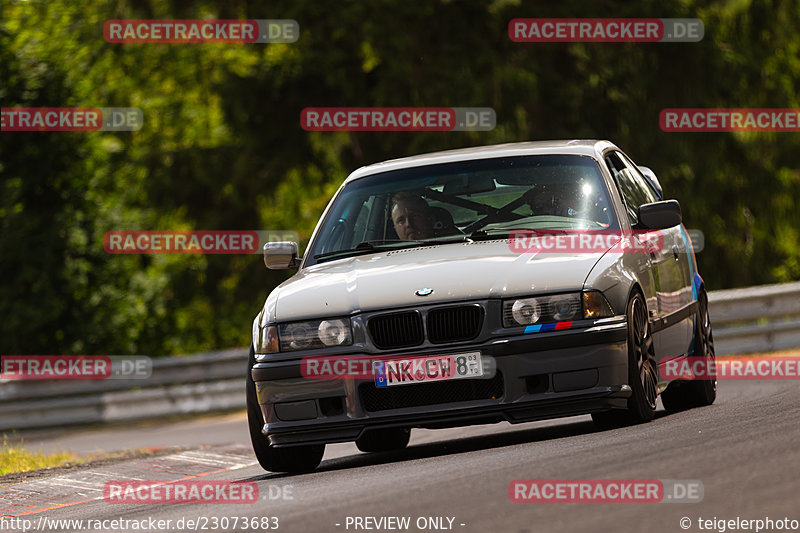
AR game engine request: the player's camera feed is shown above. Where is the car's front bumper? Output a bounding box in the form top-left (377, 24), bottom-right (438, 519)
top-left (251, 318), bottom-right (629, 447)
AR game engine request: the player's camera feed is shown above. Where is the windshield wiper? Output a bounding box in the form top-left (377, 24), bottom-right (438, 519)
top-left (313, 240), bottom-right (415, 261)
top-left (417, 235), bottom-right (472, 245)
top-left (313, 236), bottom-right (475, 262)
top-left (467, 229), bottom-right (511, 240)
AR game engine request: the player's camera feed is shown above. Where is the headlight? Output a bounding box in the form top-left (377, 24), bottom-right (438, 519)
top-left (283, 322), bottom-right (315, 350)
top-left (318, 319), bottom-right (351, 346)
top-left (504, 293), bottom-right (580, 327)
top-left (504, 292), bottom-right (608, 327)
top-left (278, 318), bottom-right (353, 352)
top-left (550, 294), bottom-right (580, 321)
top-left (510, 298), bottom-right (541, 326)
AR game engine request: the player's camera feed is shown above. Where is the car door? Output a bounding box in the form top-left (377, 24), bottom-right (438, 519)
top-left (617, 152), bottom-right (694, 351)
top-left (603, 150), bottom-right (691, 360)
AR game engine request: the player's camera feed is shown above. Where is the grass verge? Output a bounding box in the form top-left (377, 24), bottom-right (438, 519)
top-left (0, 436), bottom-right (76, 475)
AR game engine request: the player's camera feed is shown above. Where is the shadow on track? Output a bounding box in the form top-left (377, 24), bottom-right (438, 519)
top-left (244, 409), bottom-right (674, 480)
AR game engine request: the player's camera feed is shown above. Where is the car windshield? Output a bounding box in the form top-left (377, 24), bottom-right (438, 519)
top-left (305, 154), bottom-right (618, 265)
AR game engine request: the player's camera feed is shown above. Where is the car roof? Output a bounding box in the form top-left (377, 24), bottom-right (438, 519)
top-left (344, 139), bottom-right (618, 184)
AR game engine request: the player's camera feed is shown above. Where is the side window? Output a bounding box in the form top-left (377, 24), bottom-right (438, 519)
top-left (315, 196), bottom-right (369, 254)
top-left (347, 196), bottom-right (376, 248)
top-left (604, 151), bottom-right (656, 225)
top-left (619, 152), bottom-right (660, 205)
top-left (605, 152), bottom-right (639, 224)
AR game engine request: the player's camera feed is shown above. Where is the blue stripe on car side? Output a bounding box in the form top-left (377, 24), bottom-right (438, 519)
top-left (679, 225), bottom-right (698, 300)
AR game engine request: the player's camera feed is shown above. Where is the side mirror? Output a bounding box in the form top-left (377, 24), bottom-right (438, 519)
top-left (638, 166), bottom-right (664, 199)
top-left (638, 200), bottom-right (682, 229)
top-left (264, 241), bottom-right (301, 270)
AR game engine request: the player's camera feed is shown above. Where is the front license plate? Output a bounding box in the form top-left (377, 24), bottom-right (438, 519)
top-left (373, 352), bottom-right (483, 388)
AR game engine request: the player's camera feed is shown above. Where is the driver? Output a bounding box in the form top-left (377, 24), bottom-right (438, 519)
top-left (391, 192), bottom-right (436, 240)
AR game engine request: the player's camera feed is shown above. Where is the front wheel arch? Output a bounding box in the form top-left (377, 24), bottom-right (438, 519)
top-left (592, 288), bottom-right (657, 428)
top-left (246, 345), bottom-right (325, 473)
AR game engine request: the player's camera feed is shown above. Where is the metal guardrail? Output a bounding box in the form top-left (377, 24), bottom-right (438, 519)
top-left (0, 349), bottom-right (249, 431)
top-left (1, 282), bottom-right (799, 431)
top-left (708, 281), bottom-right (800, 355)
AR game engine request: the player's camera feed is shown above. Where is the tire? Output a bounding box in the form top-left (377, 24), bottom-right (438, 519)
top-left (661, 289), bottom-right (717, 412)
top-left (355, 428), bottom-right (411, 453)
top-left (592, 292), bottom-right (658, 429)
top-left (246, 345), bottom-right (325, 473)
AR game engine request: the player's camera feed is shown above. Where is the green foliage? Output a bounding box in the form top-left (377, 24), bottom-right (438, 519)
top-left (0, 435), bottom-right (75, 475)
top-left (1, 0), bottom-right (799, 356)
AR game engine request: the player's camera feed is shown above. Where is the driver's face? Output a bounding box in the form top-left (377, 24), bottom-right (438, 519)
top-left (392, 200), bottom-right (434, 240)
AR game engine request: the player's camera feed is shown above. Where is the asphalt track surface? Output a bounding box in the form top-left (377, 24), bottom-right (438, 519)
top-left (2, 379), bottom-right (800, 533)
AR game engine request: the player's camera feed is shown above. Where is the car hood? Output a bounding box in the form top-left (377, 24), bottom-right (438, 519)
top-left (270, 240), bottom-right (605, 321)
